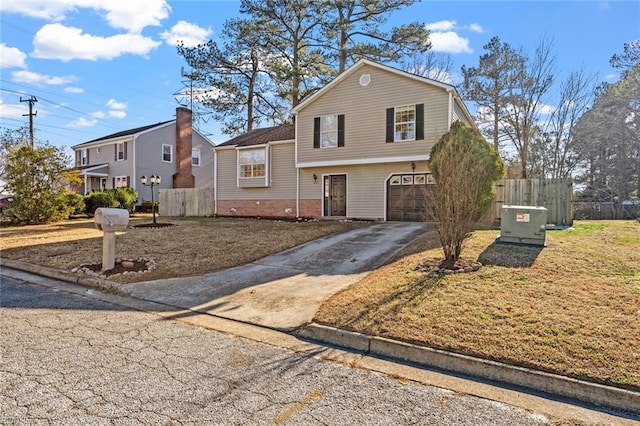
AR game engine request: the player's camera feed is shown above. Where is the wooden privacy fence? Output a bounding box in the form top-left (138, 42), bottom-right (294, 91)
top-left (483, 178), bottom-right (574, 226)
top-left (158, 188), bottom-right (214, 217)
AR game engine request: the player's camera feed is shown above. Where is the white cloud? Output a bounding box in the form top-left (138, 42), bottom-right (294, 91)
top-left (11, 69), bottom-right (76, 85)
top-left (160, 20), bottom-right (212, 47)
top-left (429, 31), bottom-right (472, 54)
top-left (0, 0), bottom-right (171, 33)
top-left (0, 43), bottom-right (27, 68)
top-left (425, 20), bottom-right (456, 32)
top-left (64, 86), bottom-right (84, 93)
top-left (90, 111), bottom-right (105, 119)
top-left (33, 23), bottom-right (161, 61)
top-left (0, 99), bottom-right (28, 118)
top-left (468, 23), bottom-right (485, 33)
top-left (106, 99), bottom-right (127, 118)
top-left (106, 99), bottom-right (127, 110)
top-left (605, 73), bottom-right (617, 81)
top-left (108, 110), bottom-right (127, 119)
top-left (68, 117), bottom-right (98, 128)
top-left (537, 104), bottom-right (556, 115)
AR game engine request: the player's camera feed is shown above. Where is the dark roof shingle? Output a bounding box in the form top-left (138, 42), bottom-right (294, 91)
top-left (217, 125), bottom-right (294, 147)
top-left (72, 120), bottom-right (174, 148)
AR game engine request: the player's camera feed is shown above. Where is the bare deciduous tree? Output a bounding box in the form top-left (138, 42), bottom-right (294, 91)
top-left (401, 51), bottom-right (453, 83)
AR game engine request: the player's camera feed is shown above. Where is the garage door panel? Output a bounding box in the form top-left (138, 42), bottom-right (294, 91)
top-left (387, 174), bottom-right (430, 222)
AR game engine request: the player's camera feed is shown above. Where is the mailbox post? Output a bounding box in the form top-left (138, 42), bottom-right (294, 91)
top-left (95, 208), bottom-right (130, 271)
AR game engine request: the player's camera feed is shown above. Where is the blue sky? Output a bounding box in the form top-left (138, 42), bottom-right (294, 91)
top-left (1, 0), bottom-right (638, 158)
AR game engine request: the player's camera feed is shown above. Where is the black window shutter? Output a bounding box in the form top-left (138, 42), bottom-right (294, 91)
top-left (386, 108), bottom-right (394, 143)
top-left (126, 176), bottom-right (130, 187)
top-left (86, 149), bottom-right (90, 164)
top-left (112, 177), bottom-right (115, 188)
top-left (337, 115), bottom-right (345, 147)
top-left (124, 142), bottom-right (128, 160)
top-left (313, 117), bottom-right (320, 149)
top-left (114, 144), bottom-right (117, 160)
top-left (76, 150), bottom-right (81, 166)
top-left (416, 104), bottom-right (424, 140)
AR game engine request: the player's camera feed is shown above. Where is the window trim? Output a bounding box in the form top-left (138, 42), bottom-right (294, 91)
top-left (114, 176), bottom-right (128, 188)
top-left (320, 115), bottom-right (338, 149)
top-left (162, 143), bottom-right (173, 163)
top-left (81, 149), bottom-right (88, 166)
top-left (192, 148), bottom-right (201, 166)
top-left (386, 104), bottom-right (424, 143)
top-left (116, 142), bottom-right (125, 161)
top-left (394, 105), bottom-right (416, 142)
top-left (237, 146), bottom-right (267, 179)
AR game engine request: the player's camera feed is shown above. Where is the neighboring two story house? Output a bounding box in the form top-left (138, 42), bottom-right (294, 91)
top-left (213, 59), bottom-right (475, 221)
top-left (72, 107), bottom-right (215, 204)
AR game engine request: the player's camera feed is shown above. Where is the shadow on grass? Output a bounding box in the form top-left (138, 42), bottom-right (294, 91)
top-left (478, 242), bottom-right (543, 268)
top-left (339, 272), bottom-right (444, 329)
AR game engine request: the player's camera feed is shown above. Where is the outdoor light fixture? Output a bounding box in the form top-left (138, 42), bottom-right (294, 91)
top-left (313, 173), bottom-right (318, 184)
top-left (411, 162), bottom-right (416, 172)
top-left (141, 174), bottom-right (161, 224)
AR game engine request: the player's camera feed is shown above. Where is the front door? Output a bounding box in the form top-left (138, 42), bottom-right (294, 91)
top-left (324, 174), bottom-right (346, 217)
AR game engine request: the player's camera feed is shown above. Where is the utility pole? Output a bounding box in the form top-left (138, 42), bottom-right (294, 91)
top-left (20, 95), bottom-right (37, 148)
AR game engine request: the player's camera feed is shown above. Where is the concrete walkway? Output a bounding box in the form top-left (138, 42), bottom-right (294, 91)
top-left (122, 222), bottom-right (427, 330)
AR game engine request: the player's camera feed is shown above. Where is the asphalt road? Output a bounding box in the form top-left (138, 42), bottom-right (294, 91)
top-left (0, 271), bottom-right (550, 425)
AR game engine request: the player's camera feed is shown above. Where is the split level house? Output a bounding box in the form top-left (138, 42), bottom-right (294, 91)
top-left (214, 59), bottom-right (475, 221)
top-left (71, 108), bottom-right (215, 204)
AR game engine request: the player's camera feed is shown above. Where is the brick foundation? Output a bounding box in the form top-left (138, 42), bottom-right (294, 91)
top-left (217, 199), bottom-right (321, 218)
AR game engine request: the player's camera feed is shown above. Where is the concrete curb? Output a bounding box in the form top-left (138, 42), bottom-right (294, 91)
top-left (296, 323), bottom-right (640, 416)
top-left (1, 258), bottom-right (124, 295)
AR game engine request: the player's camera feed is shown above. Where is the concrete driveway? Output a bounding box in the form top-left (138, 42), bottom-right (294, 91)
top-left (122, 222), bottom-right (427, 330)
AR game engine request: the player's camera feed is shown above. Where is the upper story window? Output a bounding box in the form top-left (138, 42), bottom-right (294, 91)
top-left (320, 115), bottom-right (337, 148)
top-left (313, 114), bottom-right (345, 149)
top-left (386, 104), bottom-right (424, 143)
top-left (239, 148), bottom-right (266, 178)
top-left (116, 142), bottom-right (125, 161)
top-left (162, 144), bottom-right (173, 163)
top-left (81, 149), bottom-right (88, 166)
top-left (192, 148), bottom-right (201, 166)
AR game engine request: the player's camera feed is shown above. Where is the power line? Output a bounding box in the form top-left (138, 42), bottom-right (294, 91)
top-left (20, 95), bottom-right (37, 147)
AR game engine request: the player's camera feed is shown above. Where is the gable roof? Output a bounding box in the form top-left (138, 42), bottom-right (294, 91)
top-left (291, 59), bottom-right (475, 125)
top-left (216, 125), bottom-right (295, 148)
top-left (71, 120), bottom-right (174, 148)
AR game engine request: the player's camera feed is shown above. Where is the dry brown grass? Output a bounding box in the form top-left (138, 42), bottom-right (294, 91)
top-left (315, 220), bottom-right (640, 390)
top-left (0, 215), bottom-right (364, 284)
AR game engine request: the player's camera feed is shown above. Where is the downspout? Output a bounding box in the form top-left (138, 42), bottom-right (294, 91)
top-left (132, 135), bottom-right (136, 196)
top-left (447, 90), bottom-right (453, 129)
top-left (294, 113), bottom-right (300, 218)
top-left (213, 148), bottom-right (218, 216)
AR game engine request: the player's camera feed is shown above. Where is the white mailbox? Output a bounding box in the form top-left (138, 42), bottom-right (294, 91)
top-left (95, 208), bottom-right (129, 271)
top-left (95, 208), bottom-right (129, 232)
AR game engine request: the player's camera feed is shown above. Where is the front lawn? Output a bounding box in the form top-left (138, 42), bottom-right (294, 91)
top-left (0, 216), bottom-right (364, 284)
top-left (315, 220), bottom-right (640, 390)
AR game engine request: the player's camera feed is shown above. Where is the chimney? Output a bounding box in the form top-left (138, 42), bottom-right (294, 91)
top-left (173, 107), bottom-right (195, 188)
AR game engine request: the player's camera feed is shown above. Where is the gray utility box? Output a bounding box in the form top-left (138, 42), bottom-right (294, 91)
top-left (499, 205), bottom-right (547, 246)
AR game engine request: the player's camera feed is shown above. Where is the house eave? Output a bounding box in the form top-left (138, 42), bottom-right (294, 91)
top-left (296, 154), bottom-right (430, 169)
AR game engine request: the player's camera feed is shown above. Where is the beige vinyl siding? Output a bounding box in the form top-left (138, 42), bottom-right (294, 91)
top-left (453, 101), bottom-right (471, 126)
top-left (297, 64), bottom-right (450, 165)
top-left (216, 142), bottom-right (296, 200)
top-left (299, 161), bottom-right (429, 220)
